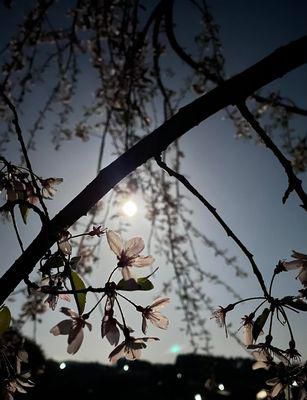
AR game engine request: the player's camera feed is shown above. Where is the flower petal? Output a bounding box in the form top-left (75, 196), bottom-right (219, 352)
top-left (50, 319), bottom-right (73, 336)
top-left (102, 316), bottom-right (120, 346)
top-left (291, 250), bottom-right (307, 260)
top-left (283, 260), bottom-right (303, 270)
top-left (142, 316), bottom-right (147, 335)
top-left (252, 361), bottom-right (269, 370)
top-left (151, 297), bottom-right (170, 310)
top-left (108, 341), bottom-right (126, 363)
top-left (151, 313), bottom-right (169, 330)
top-left (271, 382), bottom-right (284, 398)
top-left (243, 324), bottom-right (253, 346)
top-left (106, 324), bottom-right (120, 346)
top-left (298, 268), bottom-right (307, 286)
top-left (125, 346), bottom-right (142, 360)
top-left (107, 230), bottom-right (123, 257)
top-left (122, 266), bottom-right (132, 281)
top-left (60, 307), bottom-right (79, 318)
top-left (133, 256), bottom-right (155, 267)
top-left (124, 237), bottom-right (144, 257)
top-left (67, 326), bottom-right (84, 354)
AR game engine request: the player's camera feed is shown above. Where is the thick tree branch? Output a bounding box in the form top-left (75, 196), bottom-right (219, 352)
top-left (0, 35), bottom-right (306, 305)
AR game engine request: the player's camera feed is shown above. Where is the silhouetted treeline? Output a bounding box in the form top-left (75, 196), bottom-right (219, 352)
top-left (26, 354), bottom-right (270, 400)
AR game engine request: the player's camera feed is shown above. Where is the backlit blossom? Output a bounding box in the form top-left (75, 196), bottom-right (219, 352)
top-left (44, 292), bottom-right (70, 311)
top-left (106, 230), bottom-right (154, 280)
top-left (140, 297), bottom-right (170, 334)
top-left (282, 251), bottom-right (307, 286)
top-left (108, 334), bottom-right (159, 363)
top-left (252, 349), bottom-right (272, 370)
top-left (101, 313), bottom-right (120, 346)
top-left (241, 315), bottom-right (254, 346)
top-left (266, 377), bottom-right (286, 398)
top-left (41, 177), bottom-right (63, 199)
top-left (50, 307), bottom-right (91, 354)
top-left (211, 304), bottom-right (234, 337)
top-left (5, 372), bottom-right (34, 399)
top-left (58, 231), bottom-right (72, 255)
top-left (101, 297), bottom-right (120, 346)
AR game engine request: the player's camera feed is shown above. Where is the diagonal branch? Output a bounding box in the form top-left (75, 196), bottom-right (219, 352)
top-left (155, 155), bottom-right (269, 298)
top-left (0, 35), bottom-right (306, 305)
top-left (237, 102), bottom-right (307, 210)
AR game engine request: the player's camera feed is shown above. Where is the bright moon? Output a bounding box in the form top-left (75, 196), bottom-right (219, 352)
top-left (122, 200), bottom-right (138, 217)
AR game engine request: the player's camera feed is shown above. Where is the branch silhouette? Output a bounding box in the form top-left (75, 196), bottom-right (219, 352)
top-left (238, 102), bottom-right (307, 210)
top-left (0, 35), bottom-right (306, 305)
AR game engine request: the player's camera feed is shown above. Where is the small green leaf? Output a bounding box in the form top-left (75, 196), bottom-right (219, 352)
top-left (0, 306), bottom-right (11, 335)
top-left (116, 277), bottom-right (154, 291)
top-left (71, 271), bottom-right (86, 314)
top-left (252, 308), bottom-right (270, 341)
top-left (137, 277), bottom-right (154, 291)
top-left (19, 203), bottom-right (29, 224)
top-left (117, 279), bottom-right (139, 291)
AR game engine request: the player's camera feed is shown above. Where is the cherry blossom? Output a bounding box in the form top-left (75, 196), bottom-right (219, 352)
top-left (282, 251), bottom-right (307, 286)
top-left (50, 307), bottom-right (91, 354)
top-left (41, 177), bottom-right (63, 199)
top-left (251, 349), bottom-right (272, 370)
top-left (266, 377), bottom-right (285, 398)
top-left (106, 230), bottom-right (154, 280)
top-left (241, 315), bottom-right (254, 346)
top-left (44, 292), bottom-right (70, 311)
top-left (101, 296), bottom-right (119, 345)
top-left (5, 372), bottom-right (34, 399)
top-left (58, 231), bottom-right (72, 255)
top-left (211, 304), bottom-right (234, 337)
top-left (101, 313), bottom-right (120, 346)
top-left (139, 297), bottom-right (170, 334)
top-left (108, 335), bottom-right (159, 363)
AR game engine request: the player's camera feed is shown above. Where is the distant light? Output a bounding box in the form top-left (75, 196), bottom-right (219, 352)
top-left (292, 381), bottom-right (298, 387)
top-left (59, 362), bottom-right (66, 370)
top-left (122, 200), bottom-right (137, 217)
top-left (256, 390), bottom-right (267, 399)
top-left (194, 394), bottom-right (202, 400)
top-left (123, 364), bottom-right (129, 371)
top-left (218, 383), bottom-right (225, 391)
top-left (177, 372), bottom-right (182, 379)
top-left (169, 344), bottom-right (181, 354)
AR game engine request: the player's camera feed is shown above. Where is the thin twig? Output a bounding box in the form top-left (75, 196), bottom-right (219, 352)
top-left (10, 209), bottom-right (24, 252)
top-left (1, 92), bottom-right (50, 219)
top-left (238, 102), bottom-right (307, 210)
top-left (155, 154), bottom-right (270, 298)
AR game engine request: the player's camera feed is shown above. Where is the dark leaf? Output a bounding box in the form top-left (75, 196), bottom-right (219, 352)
top-left (137, 277), bottom-right (154, 291)
top-left (0, 306), bottom-right (11, 335)
top-left (252, 308), bottom-right (270, 341)
top-left (19, 203), bottom-right (29, 224)
top-left (283, 296), bottom-right (307, 311)
top-left (116, 277), bottom-right (154, 291)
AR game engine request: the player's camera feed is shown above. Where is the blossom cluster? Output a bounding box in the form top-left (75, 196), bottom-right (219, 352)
top-left (45, 230), bottom-right (170, 361)
top-left (211, 250), bottom-right (307, 398)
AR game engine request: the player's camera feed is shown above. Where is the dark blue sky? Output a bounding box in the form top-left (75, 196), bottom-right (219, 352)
top-left (0, 1), bottom-right (306, 364)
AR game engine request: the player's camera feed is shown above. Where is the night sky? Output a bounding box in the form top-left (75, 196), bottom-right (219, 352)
top-left (0, 0), bottom-right (306, 366)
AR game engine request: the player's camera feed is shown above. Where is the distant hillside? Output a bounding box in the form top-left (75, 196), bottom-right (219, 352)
top-left (27, 354), bottom-right (271, 400)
